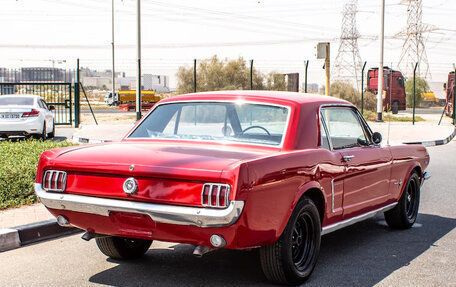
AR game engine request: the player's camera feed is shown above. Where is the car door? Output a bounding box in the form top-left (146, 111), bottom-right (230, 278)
top-left (321, 106), bottom-right (392, 219)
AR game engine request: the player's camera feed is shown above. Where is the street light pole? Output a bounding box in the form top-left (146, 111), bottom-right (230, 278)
top-left (377, 0), bottom-right (385, 122)
top-left (136, 0), bottom-right (142, 121)
top-left (111, 0), bottom-right (116, 108)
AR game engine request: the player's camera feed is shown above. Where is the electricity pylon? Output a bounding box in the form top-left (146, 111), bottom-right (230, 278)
top-left (334, 0), bottom-right (363, 90)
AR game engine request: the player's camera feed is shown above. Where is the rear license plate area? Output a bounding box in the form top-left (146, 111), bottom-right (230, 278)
top-left (0, 113), bottom-right (20, 119)
top-left (109, 211), bottom-right (156, 230)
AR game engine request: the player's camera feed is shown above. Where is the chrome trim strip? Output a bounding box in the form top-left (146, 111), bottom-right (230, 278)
top-left (48, 171), bottom-right (53, 190)
top-left (54, 172), bottom-right (59, 190)
top-left (35, 183), bottom-right (244, 228)
top-left (331, 179), bottom-right (335, 213)
top-left (321, 202), bottom-right (397, 235)
top-left (216, 186), bottom-right (220, 207)
top-left (423, 172), bottom-right (431, 180)
top-left (320, 111), bottom-right (333, 151)
top-left (422, 172), bottom-right (431, 186)
top-left (208, 184), bottom-right (213, 207)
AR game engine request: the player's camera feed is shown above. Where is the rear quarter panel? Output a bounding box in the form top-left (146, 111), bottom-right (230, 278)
top-left (232, 149), bottom-right (345, 247)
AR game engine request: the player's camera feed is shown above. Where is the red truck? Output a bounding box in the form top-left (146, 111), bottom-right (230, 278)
top-left (367, 67), bottom-right (407, 114)
top-left (444, 71), bottom-right (455, 117)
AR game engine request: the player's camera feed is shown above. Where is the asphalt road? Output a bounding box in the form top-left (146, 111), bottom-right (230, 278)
top-left (0, 142), bottom-right (455, 286)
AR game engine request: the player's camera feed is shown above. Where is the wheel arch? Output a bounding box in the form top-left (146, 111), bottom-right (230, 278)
top-left (399, 163), bottom-right (423, 198)
top-left (293, 181), bottom-right (326, 226)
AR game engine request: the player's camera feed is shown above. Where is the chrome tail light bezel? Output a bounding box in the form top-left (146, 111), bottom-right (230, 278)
top-left (201, 183), bottom-right (231, 209)
top-left (42, 170), bottom-right (67, 192)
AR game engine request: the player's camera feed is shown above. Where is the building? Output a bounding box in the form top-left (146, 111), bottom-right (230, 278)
top-left (21, 67), bottom-right (71, 82)
top-left (123, 74), bottom-right (170, 93)
top-left (82, 77), bottom-right (113, 89)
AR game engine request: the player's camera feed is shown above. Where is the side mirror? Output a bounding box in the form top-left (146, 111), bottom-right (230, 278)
top-left (49, 105), bottom-right (55, 111)
top-left (372, 132), bottom-right (382, 144)
top-left (443, 83), bottom-right (447, 90)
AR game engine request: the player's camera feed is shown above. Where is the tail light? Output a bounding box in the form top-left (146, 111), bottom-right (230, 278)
top-left (22, 109), bottom-right (40, 118)
top-left (201, 183), bottom-right (231, 208)
top-left (42, 170), bottom-right (67, 192)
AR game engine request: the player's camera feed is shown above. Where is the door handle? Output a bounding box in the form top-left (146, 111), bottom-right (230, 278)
top-left (343, 155), bottom-right (355, 162)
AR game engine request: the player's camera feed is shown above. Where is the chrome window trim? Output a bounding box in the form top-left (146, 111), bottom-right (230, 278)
top-left (319, 104), bottom-right (374, 150)
top-left (319, 111), bottom-right (333, 151)
top-left (124, 100), bottom-right (293, 148)
top-left (331, 179), bottom-right (335, 213)
top-left (35, 183), bottom-right (244, 228)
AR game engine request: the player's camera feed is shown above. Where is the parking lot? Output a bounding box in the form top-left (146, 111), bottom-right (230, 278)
top-left (0, 140), bottom-right (455, 286)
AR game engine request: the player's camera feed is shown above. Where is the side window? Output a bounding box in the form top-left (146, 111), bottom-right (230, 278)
top-left (397, 77), bottom-right (405, 88)
top-left (319, 115), bottom-right (330, 150)
top-left (321, 107), bottom-right (369, 150)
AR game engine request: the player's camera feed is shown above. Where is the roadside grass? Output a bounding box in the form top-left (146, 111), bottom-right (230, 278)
top-left (0, 139), bottom-right (74, 210)
top-left (363, 110), bottom-right (425, 122)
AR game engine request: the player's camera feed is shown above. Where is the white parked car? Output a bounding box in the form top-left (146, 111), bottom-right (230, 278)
top-left (0, 95), bottom-right (55, 139)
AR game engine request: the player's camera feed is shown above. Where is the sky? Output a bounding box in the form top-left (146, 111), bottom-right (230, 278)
top-left (1, 0), bottom-right (455, 90)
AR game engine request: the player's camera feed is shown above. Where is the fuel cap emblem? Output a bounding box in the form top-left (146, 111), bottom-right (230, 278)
top-left (123, 177), bottom-right (138, 194)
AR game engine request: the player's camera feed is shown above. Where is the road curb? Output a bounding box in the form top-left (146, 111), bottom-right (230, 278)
top-left (404, 127), bottom-right (456, 147)
top-left (0, 219), bottom-right (81, 252)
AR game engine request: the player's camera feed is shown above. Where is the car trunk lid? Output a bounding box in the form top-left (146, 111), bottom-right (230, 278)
top-left (44, 141), bottom-right (269, 207)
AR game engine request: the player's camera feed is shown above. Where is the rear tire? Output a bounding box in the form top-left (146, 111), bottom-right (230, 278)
top-left (392, 101), bottom-right (399, 114)
top-left (384, 172), bottom-right (420, 229)
top-left (96, 236), bottom-right (152, 260)
top-left (47, 121), bottom-right (55, 138)
top-left (260, 197), bottom-right (321, 285)
top-left (33, 121), bottom-right (47, 140)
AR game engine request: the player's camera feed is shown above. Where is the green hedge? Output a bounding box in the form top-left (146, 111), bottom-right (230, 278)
top-left (0, 139), bottom-right (74, 210)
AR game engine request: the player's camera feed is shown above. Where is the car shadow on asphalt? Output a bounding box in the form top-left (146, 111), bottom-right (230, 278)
top-left (88, 213), bottom-right (456, 287)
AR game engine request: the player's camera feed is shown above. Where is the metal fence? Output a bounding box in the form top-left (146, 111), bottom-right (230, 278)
top-left (0, 68), bottom-right (74, 125)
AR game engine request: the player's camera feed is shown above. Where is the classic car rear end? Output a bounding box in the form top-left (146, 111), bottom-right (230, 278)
top-left (35, 91), bottom-right (430, 285)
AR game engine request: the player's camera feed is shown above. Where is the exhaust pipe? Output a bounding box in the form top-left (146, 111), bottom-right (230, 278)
top-left (192, 245), bottom-right (215, 257)
top-left (81, 231), bottom-right (106, 241)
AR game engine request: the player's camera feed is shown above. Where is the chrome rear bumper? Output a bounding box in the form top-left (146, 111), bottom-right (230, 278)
top-left (422, 171), bottom-right (431, 186)
top-left (35, 183), bottom-right (244, 228)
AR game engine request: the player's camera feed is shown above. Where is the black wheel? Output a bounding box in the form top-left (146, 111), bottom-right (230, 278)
top-left (260, 197), bottom-right (321, 285)
top-left (95, 236), bottom-right (152, 260)
top-left (384, 172), bottom-right (420, 229)
top-left (392, 101), bottom-right (399, 114)
top-left (47, 121), bottom-right (55, 138)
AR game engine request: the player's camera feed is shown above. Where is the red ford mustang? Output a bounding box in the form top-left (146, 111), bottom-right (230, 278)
top-left (35, 91), bottom-right (430, 285)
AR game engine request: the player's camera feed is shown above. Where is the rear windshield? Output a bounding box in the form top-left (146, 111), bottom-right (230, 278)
top-left (0, 97), bottom-right (34, 106)
top-left (128, 102), bottom-right (290, 146)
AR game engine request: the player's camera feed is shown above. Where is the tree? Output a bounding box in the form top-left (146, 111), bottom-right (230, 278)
top-left (405, 77), bottom-right (429, 108)
top-left (265, 73), bottom-right (286, 91)
top-left (176, 55), bottom-right (284, 93)
top-left (330, 81), bottom-right (377, 112)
